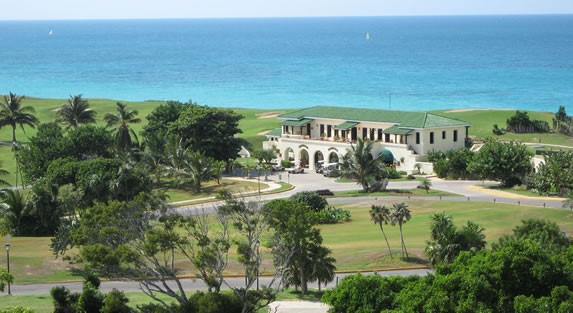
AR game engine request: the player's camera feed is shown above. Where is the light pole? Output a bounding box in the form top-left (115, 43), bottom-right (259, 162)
top-left (255, 240), bottom-right (260, 291)
top-left (5, 243), bottom-right (10, 295)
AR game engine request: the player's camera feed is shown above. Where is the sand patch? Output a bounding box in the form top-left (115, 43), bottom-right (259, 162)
top-left (256, 111), bottom-right (284, 119)
top-left (257, 130), bottom-right (271, 135)
top-left (445, 108), bottom-right (515, 113)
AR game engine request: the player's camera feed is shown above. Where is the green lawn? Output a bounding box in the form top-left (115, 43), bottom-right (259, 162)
top-left (332, 188), bottom-right (461, 198)
top-left (160, 178), bottom-right (269, 202)
top-left (3, 200), bottom-right (572, 286)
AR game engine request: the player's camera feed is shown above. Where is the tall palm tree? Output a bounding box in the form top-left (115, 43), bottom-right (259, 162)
top-left (0, 92), bottom-right (39, 145)
top-left (340, 138), bottom-right (386, 192)
top-left (103, 102), bottom-right (141, 151)
top-left (370, 205), bottom-right (393, 257)
top-left (55, 94), bottom-right (97, 128)
top-left (310, 245), bottom-right (336, 291)
top-left (390, 202), bottom-right (412, 258)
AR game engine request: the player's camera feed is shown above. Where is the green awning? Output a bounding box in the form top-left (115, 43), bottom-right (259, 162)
top-left (378, 150), bottom-right (395, 163)
top-left (282, 118), bottom-right (313, 127)
top-left (384, 125), bottom-right (413, 135)
top-left (265, 128), bottom-right (282, 137)
top-left (335, 121), bottom-right (359, 130)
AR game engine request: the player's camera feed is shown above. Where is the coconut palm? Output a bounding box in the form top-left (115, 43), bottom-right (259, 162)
top-left (390, 202), bottom-right (412, 258)
top-left (309, 245), bottom-right (336, 291)
top-left (340, 138), bottom-right (386, 192)
top-left (0, 92), bottom-right (39, 145)
top-left (370, 205), bottom-right (393, 258)
top-left (103, 102), bottom-right (141, 152)
top-left (55, 94), bottom-right (97, 128)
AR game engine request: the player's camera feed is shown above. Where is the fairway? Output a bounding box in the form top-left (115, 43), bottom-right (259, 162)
top-left (2, 200), bottom-right (572, 285)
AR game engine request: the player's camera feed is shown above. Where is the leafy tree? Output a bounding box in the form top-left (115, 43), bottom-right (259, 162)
top-left (170, 104), bottom-right (243, 163)
top-left (141, 101), bottom-right (184, 144)
top-left (390, 202), bottom-right (411, 258)
top-left (65, 125), bottom-right (114, 160)
top-left (528, 151), bottom-right (573, 196)
top-left (104, 102), bottom-right (141, 152)
top-left (0, 92), bottom-right (39, 145)
top-left (425, 212), bottom-right (486, 265)
top-left (263, 199), bottom-right (333, 294)
top-left (370, 204), bottom-right (393, 257)
top-left (418, 178), bottom-right (432, 193)
top-left (494, 218), bottom-right (571, 252)
top-left (55, 94), bottom-right (97, 128)
top-left (288, 191), bottom-right (328, 212)
top-left (252, 149), bottom-right (275, 165)
top-left (0, 266), bottom-right (14, 293)
top-left (340, 138), bottom-right (387, 192)
top-left (101, 289), bottom-right (132, 313)
top-left (468, 138), bottom-right (532, 187)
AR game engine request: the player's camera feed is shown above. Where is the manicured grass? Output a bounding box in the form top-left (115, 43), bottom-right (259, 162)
top-left (160, 178), bottom-right (269, 202)
top-left (4, 200), bottom-right (573, 285)
top-left (434, 109), bottom-right (573, 147)
top-left (321, 200), bottom-right (573, 270)
top-left (332, 188), bottom-right (461, 198)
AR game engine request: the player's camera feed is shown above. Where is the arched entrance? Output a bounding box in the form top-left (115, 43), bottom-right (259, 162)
top-left (299, 149), bottom-right (309, 168)
top-left (284, 148), bottom-right (295, 163)
top-left (378, 150), bottom-right (395, 165)
top-left (314, 151), bottom-right (324, 167)
top-left (328, 152), bottom-right (339, 163)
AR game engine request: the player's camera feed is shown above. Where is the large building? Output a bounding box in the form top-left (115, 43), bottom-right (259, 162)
top-left (263, 106), bottom-right (470, 174)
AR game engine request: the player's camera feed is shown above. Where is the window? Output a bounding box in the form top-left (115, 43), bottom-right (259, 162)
top-left (416, 132), bottom-right (420, 144)
top-left (370, 128), bottom-right (375, 140)
top-left (320, 124), bottom-right (325, 136)
top-left (385, 133), bottom-right (390, 142)
top-left (453, 130), bottom-right (458, 142)
top-left (430, 132), bottom-right (434, 144)
top-left (362, 127), bottom-right (368, 140)
top-left (334, 129), bottom-right (339, 138)
top-left (377, 129), bottom-right (383, 140)
top-left (442, 131), bottom-right (446, 140)
top-left (327, 125), bottom-right (332, 137)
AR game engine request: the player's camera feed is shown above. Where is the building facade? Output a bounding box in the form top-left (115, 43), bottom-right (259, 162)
top-left (263, 106), bottom-right (470, 174)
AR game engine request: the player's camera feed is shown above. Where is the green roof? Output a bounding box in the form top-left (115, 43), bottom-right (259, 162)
top-left (265, 128), bottom-right (282, 137)
top-left (278, 106), bottom-right (469, 129)
top-left (282, 118), bottom-right (313, 127)
top-left (378, 150), bottom-right (395, 163)
top-left (335, 121), bottom-right (359, 130)
top-left (384, 125), bottom-right (413, 135)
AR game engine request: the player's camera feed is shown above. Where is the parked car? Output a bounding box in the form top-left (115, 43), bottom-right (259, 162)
top-left (271, 164), bottom-right (284, 172)
top-left (287, 167), bottom-right (304, 174)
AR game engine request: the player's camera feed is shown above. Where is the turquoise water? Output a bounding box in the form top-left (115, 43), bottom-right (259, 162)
top-left (1, 15), bottom-right (572, 111)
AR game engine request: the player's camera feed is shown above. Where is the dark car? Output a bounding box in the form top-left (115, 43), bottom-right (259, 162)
top-left (287, 167), bottom-right (304, 174)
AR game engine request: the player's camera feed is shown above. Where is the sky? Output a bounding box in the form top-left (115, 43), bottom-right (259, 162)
top-left (1, 0), bottom-right (573, 20)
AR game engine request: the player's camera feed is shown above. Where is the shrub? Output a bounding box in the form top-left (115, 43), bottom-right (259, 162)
top-left (386, 168), bottom-right (402, 179)
top-left (0, 308), bottom-right (35, 313)
top-left (281, 160), bottom-right (292, 168)
top-left (289, 191), bottom-right (328, 212)
top-left (101, 289), bottom-right (131, 313)
top-left (315, 206), bottom-right (351, 224)
top-left (315, 189), bottom-right (334, 196)
top-left (407, 175), bottom-right (416, 180)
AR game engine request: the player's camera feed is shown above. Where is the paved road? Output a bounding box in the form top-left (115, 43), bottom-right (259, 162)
top-left (9, 269), bottom-right (431, 295)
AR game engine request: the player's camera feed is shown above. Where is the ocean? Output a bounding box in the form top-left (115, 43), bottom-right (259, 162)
top-left (1, 15), bottom-right (572, 111)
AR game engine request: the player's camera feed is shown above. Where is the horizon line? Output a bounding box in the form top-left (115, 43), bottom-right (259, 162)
top-left (1, 12), bottom-right (573, 22)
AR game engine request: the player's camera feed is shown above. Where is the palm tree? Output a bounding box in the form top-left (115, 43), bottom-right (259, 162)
top-left (103, 102), bottom-right (141, 151)
top-left (0, 92), bottom-right (39, 145)
top-left (563, 192), bottom-right (573, 211)
top-left (186, 151), bottom-right (216, 193)
top-left (340, 138), bottom-right (386, 192)
top-left (0, 189), bottom-right (27, 235)
top-left (309, 245), bottom-right (336, 291)
top-left (55, 94), bottom-right (97, 128)
top-left (370, 205), bottom-right (393, 258)
top-left (418, 178), bottom-right (432, 193)
top-left (390, 202), bottom-right (412, 258)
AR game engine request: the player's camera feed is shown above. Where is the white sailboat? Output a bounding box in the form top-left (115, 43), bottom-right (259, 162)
top-left (48, 29), bottom-right (53, 36)
top-left (365, 32), bottom-right (370, 40)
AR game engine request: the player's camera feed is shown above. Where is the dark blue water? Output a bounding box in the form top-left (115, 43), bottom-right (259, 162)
top-left (1, 16), bottom-right (572, 111)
